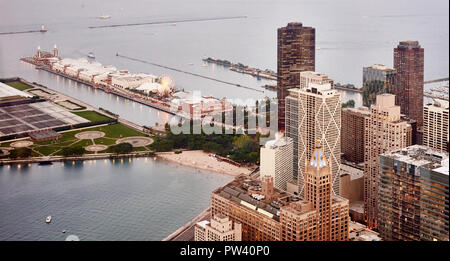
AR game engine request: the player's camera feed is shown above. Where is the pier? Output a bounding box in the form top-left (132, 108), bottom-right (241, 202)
top-left (203, 57), bottom-right (277, 81)
top-left (117, 53), bottom-right (264, 93)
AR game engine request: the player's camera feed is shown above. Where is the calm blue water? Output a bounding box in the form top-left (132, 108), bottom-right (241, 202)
top-left (0, 159), bottom-right (232, 241)
top-left (0, 0), bottom-right (448, 240)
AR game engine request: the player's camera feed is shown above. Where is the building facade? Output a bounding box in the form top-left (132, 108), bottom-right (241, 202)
top-left (364, 94), bottom-right (412, 229)
top-left (362, 64), bottom-right (396, 107)
top-left (194, 214), bottom-right (242, 241)
top-left (341, 106), bottom-right (371, 163)
top-left (277, 22), bottom-right (315, 132)
top-left (260, 134), bottom-right (294, 191)
top-left (393, 41), bottom-right (424, 129)
top-left (211, 142), bottom-right (349, 241)
top-left (378, 145), bottom-right (449, 241)
top-left (423, 99), bottom-right (449, 153)
top-left (285, 83), bottom-right (341, 196)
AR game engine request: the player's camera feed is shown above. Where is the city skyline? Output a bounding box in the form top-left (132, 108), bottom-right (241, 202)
top-left (0, 0), bottom-right (448, 247)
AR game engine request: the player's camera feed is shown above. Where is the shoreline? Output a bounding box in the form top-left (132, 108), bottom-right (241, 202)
top-left (156, 150), bottom-right (252, 177)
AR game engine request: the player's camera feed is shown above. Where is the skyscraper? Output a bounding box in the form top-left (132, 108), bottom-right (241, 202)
top-left (277, 22), bottom-right (315, 132)
top-left (393, 41), bottom-right (424, 129)
top-left (362, 64), bottom-right (396, 107)
top-left (285, 82), bottom-right (341, 196)
top-left (341, 106), bottom-right (371, 163)
top-left (364, 94), bottom-right (412, 229)
top-left (378, 145), bottom-right (449, 241)
top-left (260, 134), bottom-right (293, 191)
top-left (423, 99), bottom-right (449, 153)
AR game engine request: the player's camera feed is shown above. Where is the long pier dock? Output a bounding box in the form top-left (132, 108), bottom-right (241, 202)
top-left (88, 16), bottom-right (247, 29)
top-left (0, 30), bottom-right (45, 36)
top-left (117, 54), bottom-right (264, 93)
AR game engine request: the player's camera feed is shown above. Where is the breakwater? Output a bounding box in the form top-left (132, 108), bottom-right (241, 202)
top-left (88, 16), bottom-right (247, 29)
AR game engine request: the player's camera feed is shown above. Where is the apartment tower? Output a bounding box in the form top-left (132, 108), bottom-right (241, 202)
top-left (364, 94), bottom-right (412, 229)
top-left (378, 146), bottom-right (449, 241)
top-left (277, 22), bottom-right (315, 132)
top-left (341, 106), bottom-right (371, 163)
top-left (260, 134), bottom-right (294, 191)
top-left (393, 41), bottom-right (424, 128)
top-left (423, 99), bottom-right (449, 153)
top-left (285, 82), bottom-right (341, 196)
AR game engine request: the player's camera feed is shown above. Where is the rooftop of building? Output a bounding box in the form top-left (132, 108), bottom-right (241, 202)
top-left (349, 221), bottom-right (382, 241)
top-left (425, 99), bottom-right (449, 109)
top-left (287, 82), bottom-right (337, 97)
top-left (263, 133), bottom-right (292, 149)
top-left (398, 40), bottom-right (421, 48)
top-left (382, 145), bottom-right (449, 175)
top-left (364, 64), bottom-right (395, 71)
top-left (342, 106), bottom-right (371, 115)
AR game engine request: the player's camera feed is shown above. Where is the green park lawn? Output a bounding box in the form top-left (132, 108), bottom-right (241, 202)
top-left (2, 123), bottom-right (152, 157)
top-left (73, 111), bottom-right (113, 123)
top-left (5, 81), bottom-right (34, 91)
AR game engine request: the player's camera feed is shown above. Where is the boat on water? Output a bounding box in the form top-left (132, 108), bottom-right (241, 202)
top-left (188, 63), bottom-right (194, 66)
top-left (40, 25), bottom-right (47, 32)
top-left (87, 52), bottom-right (95, 59)
top-left (45, 216), bottom-right (52, 223)
top-left (99, 15), bottom-right (112, 19)
top-left (316, 46), bottom-right (321, 50)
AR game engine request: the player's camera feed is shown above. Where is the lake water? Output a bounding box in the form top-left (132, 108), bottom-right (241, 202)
top-left (0, 0), bottom-right (448, 240)
top-left (0, 159), bottom-right (232, 241)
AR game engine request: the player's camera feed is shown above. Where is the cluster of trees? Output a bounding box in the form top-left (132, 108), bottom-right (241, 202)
top-left (341, 99), bottom-right (355, 108)
top-left (108, 143), bottom-right (133, 154)
top-left (61, 146), bottom-right (85, 157)
top-left (150, 128), bottom-right (262, 164)
top-left (9, 148), bottom-right (32, 159)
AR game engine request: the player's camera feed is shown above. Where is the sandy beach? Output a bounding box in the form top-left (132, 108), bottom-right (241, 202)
top-left (156, 150), bottom-right (251, 176)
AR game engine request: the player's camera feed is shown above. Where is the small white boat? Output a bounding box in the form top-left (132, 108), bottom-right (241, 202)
top-left (99, 15), bottom-right (111, 19)
top-left (40, 25), bottom-right (48, 32)
top-left (62, 229), bottom-right (67, 233)
top-left (87, 52), bottom-right (95, 59)
top-left (45, 216), bottom-right (52, 223)
top-left (316, 46), bottom-right (321, 50)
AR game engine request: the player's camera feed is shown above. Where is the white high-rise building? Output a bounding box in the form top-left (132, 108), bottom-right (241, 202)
top-left (194, 214), bottom-right (242, 241)
top-left (285, 82), bottom-right (341, 196)
top-left (423, 99), bottom-right (449, 153)
top-left (260, 134), bottom-right (293, 191)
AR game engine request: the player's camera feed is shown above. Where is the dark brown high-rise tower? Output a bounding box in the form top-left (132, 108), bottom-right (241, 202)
top-left (393, 41), bottom-right (424, 129)
top-left (277, 22), bottom-right (315, 132)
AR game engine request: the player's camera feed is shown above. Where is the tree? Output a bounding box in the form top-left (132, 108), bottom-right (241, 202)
top-left (61, 146), bottom-right (85, 157)
top-left (9, 147), bottom-right (32, 159)
top-left (109, 143), bottom-right (133, 154)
